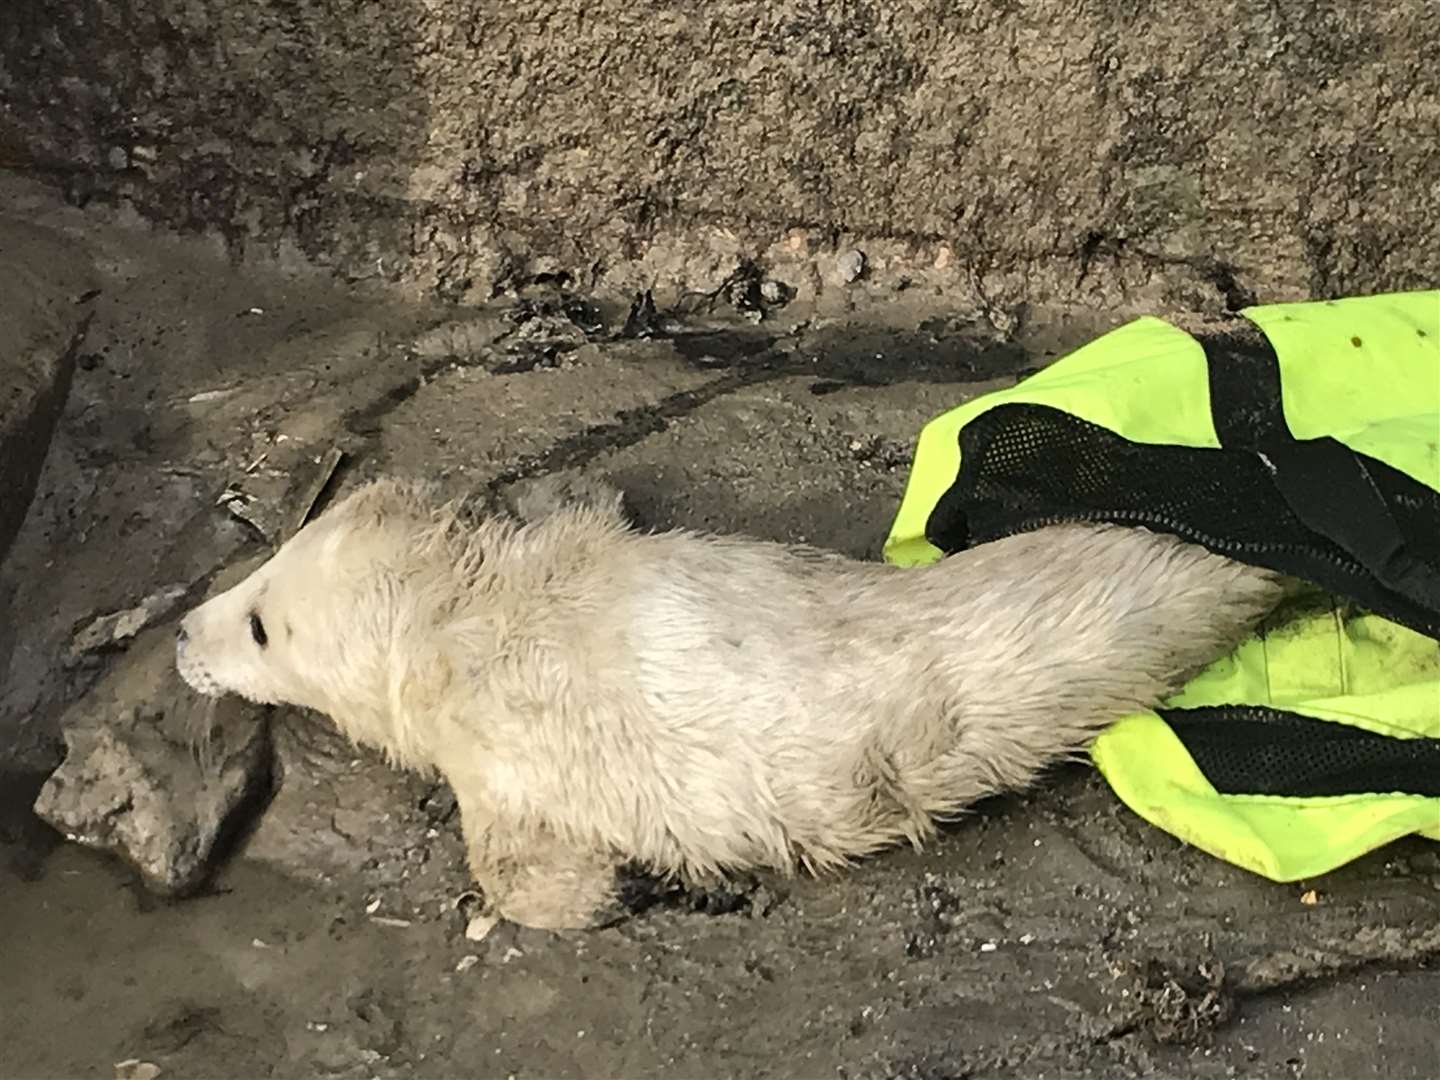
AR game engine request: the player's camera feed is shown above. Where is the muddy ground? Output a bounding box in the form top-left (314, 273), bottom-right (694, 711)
top-left (1, 175), bottom-right (1438, 1080)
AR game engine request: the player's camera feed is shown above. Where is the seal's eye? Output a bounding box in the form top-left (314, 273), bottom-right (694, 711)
top-left (249, 612), bottom-right (268, 648)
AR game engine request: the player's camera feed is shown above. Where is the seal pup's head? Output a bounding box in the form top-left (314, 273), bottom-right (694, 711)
top-left (176, 479), bottom-right (452, 721)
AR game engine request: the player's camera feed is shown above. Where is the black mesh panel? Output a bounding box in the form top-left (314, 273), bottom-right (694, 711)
top-left (924, 403), bottom-right (1440, 640)
top-left (1161, 706), bottom-right (1440, 797)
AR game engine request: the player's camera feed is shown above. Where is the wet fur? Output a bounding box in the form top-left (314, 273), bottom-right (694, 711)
top-left (177, 476), bottom-right (1284, 929)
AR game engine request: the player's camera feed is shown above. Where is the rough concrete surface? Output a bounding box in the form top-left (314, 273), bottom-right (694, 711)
top-left (3, 1), bottom-right (1438, 316)
top-left (0, 168), bottom-right (1436, 1080)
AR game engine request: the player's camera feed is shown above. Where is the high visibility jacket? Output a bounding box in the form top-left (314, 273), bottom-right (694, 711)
top-left (884, 290), bottom-right (1440, 881)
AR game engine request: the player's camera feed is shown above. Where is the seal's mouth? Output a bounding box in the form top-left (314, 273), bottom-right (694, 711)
top-left (175, 637), bottom-right (225, 698)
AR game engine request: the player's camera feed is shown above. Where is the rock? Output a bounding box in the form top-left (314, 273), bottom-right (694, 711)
top-left (67, 584), bottom-right (190, 663)
top-left (465, 912), bottom-right (500, 942)
top-left (835, 250), bottom-right (867, 285)
top-left (0, 219), bottom-right (95, 567)
top-left (508, 312), bottom-right (587, 354)
top-left (33, 628), bottom-right (270, 896)
top-left (216, 444), bottom-right (346, 547)
top-left (759, 279), bottom-right (790, 305)
top-left (288, 447), bottom-right (346, 537)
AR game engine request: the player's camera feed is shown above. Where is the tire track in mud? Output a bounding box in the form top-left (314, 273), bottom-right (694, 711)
top-left (1086, 925), bottom-right (1440, 1053)
top-left (340, 315), bottom-right (1030, 493)
top-left (336, 347), bottom-right (781, 489)
top-left (1233, 925), bottom-right (1440, 997)
top-left (336, 331), bottom-right (785, 490)
top-left (481, 365), bottom-right (779, 492)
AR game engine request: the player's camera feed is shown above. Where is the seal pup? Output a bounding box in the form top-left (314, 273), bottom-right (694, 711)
top-left (177, 476), bottom-right (1284, 929)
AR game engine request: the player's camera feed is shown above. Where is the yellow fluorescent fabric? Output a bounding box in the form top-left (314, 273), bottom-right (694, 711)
top-left (1244, 290), bottom-right (1440, 487)
top-left (1096, 602), bottom-right (1440, 880)
top-left (1090, 713), bottom-right (1440, 882)
top-left (883, 317), bottom-right (1217, 567)
top-left (1166, 609), bottom-right (1440, 735)
top-left (883, 290), bottom-right (1440, 880)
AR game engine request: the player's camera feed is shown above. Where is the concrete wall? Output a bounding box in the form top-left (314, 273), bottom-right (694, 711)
top-left (3, 1), bottom-right (1436, 311)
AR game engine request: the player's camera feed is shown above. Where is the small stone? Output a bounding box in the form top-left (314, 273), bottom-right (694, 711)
top-left (466, 912), bottom-right (500, 941)
top-left (835, 249), bottom-right (866, 284)
top-left (986, 305), bottom-right (1019, 335)
top-left (759, 279), bottom-right (788, 304)
top-left (106, 146), bottom-right (130, 170)
top-left (455, 954), bottom-right (480, 973)
top-left (979, 941), bottom-right (998, 953)
top-left (185, 388), bottom-right (238, 405)
top-left (114, 1060), bottom-right (161, 1080)
top-left (1300, 889), bottom-right (1320, 906)
top-left (1019, 932), bottom-right (1036, 945)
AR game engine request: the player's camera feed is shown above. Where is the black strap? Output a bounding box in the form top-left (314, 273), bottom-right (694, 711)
top-left (1196, 324), bottom-right (1290, 447)
top-left (1161, 706), bottom-right (1440, 798)
top-left (1258, 439), bottom-right (1440, 614)
top-left (1200, 324), bottom-right (1440, 620)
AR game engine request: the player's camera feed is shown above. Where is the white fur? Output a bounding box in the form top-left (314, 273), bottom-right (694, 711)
top-left (177, 477), bottom-right (1283, 927)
